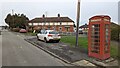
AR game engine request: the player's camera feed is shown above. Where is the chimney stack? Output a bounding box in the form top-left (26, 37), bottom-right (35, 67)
top-left (58, 14), bottom-right (60, 17)
top-left (43, 14), bottom-right (45, 18)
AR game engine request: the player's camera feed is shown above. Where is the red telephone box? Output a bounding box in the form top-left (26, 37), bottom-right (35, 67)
top-left (88, 15), bottom-right (111, 60)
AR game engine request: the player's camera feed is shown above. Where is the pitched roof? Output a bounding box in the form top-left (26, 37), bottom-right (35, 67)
top-left (79, 24), bottom-right (88, 28)
top-left (29, 17), bottom-right (74, 23)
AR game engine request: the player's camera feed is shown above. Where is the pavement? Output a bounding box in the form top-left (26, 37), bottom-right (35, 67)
top-left (2, 30), bottom-right (70, 66)
top-left (25, 34), bottom-right (119, 67)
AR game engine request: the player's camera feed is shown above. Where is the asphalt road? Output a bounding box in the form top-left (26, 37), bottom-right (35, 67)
top-left (2, 30), bottom-right (69, 66)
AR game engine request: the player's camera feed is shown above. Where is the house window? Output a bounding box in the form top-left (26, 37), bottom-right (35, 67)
top-left (65, 26), bottom-right (70, 32)
top-left (33, 23), bottom-right (38, 26)
top-left (66, 27), bottom-right (69, 31)
top-left (29, 23), bottom-right (32, 26)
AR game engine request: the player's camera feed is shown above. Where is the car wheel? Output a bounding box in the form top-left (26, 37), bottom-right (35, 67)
top-left (44, 38), bottom-right (48, 43)
top-left (56, 40), bottom-right (60, 43)
top-left (37, 36), bottom-right (39, 40)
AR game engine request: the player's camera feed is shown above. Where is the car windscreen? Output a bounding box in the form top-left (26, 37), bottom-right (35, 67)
top-left (49, 31), bottom-right (59, 34)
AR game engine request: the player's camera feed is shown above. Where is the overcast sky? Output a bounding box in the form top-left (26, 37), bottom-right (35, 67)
top-left (0, 0), bottom-right (119, 26)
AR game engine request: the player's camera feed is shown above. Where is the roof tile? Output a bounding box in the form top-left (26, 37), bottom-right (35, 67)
top-left (29, 17), bottom-right (74, 23)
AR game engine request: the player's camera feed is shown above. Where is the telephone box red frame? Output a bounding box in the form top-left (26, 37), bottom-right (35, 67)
top-left (88, 15), bottom-right (111, 60)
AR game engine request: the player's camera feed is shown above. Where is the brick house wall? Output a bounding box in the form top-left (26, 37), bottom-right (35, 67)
top-left (31, 25), bottom-right (74, 32)
top-left (28, 14), bottom-right (74, 32)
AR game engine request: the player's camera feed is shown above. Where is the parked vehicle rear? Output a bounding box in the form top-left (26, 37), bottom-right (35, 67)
top-left (37, 30), bottom-right (61, 43)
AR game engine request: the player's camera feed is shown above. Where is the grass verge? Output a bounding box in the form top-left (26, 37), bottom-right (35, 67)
top-left (60, 36), bottom-right (118, 59)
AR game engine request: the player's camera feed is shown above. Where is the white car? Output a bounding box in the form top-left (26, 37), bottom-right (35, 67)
top-left (37, 30), bottom-right (61, 43)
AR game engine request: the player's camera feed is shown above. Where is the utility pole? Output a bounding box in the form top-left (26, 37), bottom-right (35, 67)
top-left (75, 0), bottom-right (80, 47)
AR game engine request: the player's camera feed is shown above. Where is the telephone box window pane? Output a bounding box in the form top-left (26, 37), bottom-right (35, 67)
top-left (95, 36), bottom-right (99, 38)
top-left (105, 36), bottom-right (109, 42)
top-left (94, 28), bottom-right (99, 31)
top-left (94, 40), bottom-right (100, 42)
top-left (104, 24), bottom-right (110, 53)
top-left (106, 32), bottom-right (109, 35)
top-left (94, 24), bottom-right (100, 27)
top-left (106, 29), bottom-right (109, 32)
top-left (105, 43), bottom-right (108, 46)
top-left (105, 24), bottom-right (109, 31)
top-left (91, 36), bottom-right (99, 38)
top-left (92, 24), bottom-right (100, 28)
top-left (95, 32), bottom-right (99, 34)
top-left (105, 24), bottom-right (109, 28)
top-left (92, 32), bottom-right (99, 35)
top-left (106, 36), bottom-right (109, 39)
top-left (92, 25), bottom-right (95, 28)
top-left (91, 24), bottom-right (100, 53)
top-left (91, 51), bottom-right (99, 53)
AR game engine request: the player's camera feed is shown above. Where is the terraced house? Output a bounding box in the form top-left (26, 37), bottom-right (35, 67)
top-left (28, 14), bottom-right (74, 32)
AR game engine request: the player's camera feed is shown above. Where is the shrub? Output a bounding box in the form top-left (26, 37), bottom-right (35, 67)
top-left (111, 23), bottom-right (120, 41)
